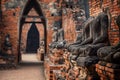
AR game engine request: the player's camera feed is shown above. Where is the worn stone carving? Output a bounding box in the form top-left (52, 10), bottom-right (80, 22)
top-left (97, 15), bottom-right (120, 64)
top-left (76, 8), bottom-right (109, 67)
top-left (55, 28), bottom-right (66, 49)
top-left (49, 20), bottom-right (66, 49)
top-left (67, 17), bottom-right (94, 55)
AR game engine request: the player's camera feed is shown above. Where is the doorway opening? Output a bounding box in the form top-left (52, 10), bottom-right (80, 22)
top-left (26, 23), bottom-right (40, 53)
top-left (18, 0), bottom-right (47, 63)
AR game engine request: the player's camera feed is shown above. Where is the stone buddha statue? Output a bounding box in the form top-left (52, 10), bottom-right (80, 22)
top-left (49, 20), bottom-right (66, 49)
top-left (76, 8), bottom-right (110, 67)
top-left (3, 34), bottom-right (13, 54)
top-left (67, 16), bottom-right (95, 54)
top-left (65, 9), bottom-right (86, 50)
top-left (49, 26), bottom-right (59, 49)
top-left (55, 27), bottom-right (66, 49)
top-left (52, 20), bottom-right (66, 49)
top-left (97, 14), bottom-right (120, 64)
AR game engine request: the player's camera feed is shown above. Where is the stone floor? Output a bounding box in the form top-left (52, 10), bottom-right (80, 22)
top-left (0, 63), bottom-right (46, 80)
top-left (0, 54), bottom-right (45, 80)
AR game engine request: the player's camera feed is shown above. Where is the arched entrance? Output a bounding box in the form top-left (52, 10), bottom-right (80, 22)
top-left (18, 0), bottom-right (47, 63)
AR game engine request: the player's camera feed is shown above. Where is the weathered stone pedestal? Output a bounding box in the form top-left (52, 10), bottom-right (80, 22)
top-left (52, 51), bottom-right (80, 80)
top-left (96, 61), bottom-right (120, 80)
top-left (44, 58), bottom-right (65, 80)
top-left (74, 56), bottom-right (100, 80)
top-left (49, 49), bottom-right (64, 64)
top-left (44, 48), bottom-right (65, 80)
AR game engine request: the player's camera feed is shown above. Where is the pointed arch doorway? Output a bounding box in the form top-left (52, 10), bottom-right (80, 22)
top-left (18, 0), bottom-right (47, 63)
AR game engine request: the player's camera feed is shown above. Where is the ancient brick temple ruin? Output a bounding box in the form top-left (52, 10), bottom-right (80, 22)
top-left (0, 0), bottom-right (120, 80)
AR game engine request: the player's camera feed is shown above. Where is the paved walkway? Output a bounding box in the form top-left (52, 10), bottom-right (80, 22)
top-left (0, 63), bottom-right (46, 80)
top-left (22, 54), bottom-right (40, 63)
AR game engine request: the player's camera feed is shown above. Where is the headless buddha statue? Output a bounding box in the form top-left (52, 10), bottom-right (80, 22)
top-left (49, 27), bottom-right (58, 49)
top-left (65, 9), bottom-right (86, 50)
top-left (49, 20), bottom-right (65, 49)
top-left (76, 8), bottom-right (109, 66)
top-left (56, 28), bottom-right (66, 49)
top-left (67, 16), bottom-right (94, 54)
top-left (97, 15), bottom-right (120, 64)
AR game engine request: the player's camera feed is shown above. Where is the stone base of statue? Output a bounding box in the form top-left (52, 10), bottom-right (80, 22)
top-left (51, 48), bottom-right (64, 57)
top-left (51, 50), bottom-right (71, 80)
top-left (48, 48), bottom-right (65, 64)
top-left (96, 61), bottom-right (120, 80)
top-left (71, 56), bottom-right (99, 80)
top-left (56, 66), bottom-right (82, 80)
top-left (67, 66), bottom-right (80, 80)
top-left (77, 65), bottom-right (100, 80)
top-left (49, 53), bottom-right (65, 64)
top-left (76, 56), bottom-right (99, 67)
top-left (44, 55), bottom-right (65, 80)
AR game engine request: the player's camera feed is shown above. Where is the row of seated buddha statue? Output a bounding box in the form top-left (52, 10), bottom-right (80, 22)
top-left (67, 7), bottom-right (109, 66)
top-left (56, 7), bottom-right (116, 80)
top-left (47, 1), bottom-right (120, 79)
top-left (48, 19), bottom-right (66, 64)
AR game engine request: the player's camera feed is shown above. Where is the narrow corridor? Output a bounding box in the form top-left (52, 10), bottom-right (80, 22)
top-left (0, 0), bottom-right (120, 80)
top-left (0, 63), bottom-right (45, 80)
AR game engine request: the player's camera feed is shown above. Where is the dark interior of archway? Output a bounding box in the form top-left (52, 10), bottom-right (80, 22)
top-left (26, 23), bottom-right (39, 53)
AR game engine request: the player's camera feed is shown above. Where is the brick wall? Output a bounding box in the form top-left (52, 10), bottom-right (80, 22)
top-left (62, 11), bottom-right (76, 43)
top-left (1, 6), bottom-right (21, 55)
top-left (89, 0), bottom-right (120, 45)
top-left (0, 0), bottom-right (46, 56)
